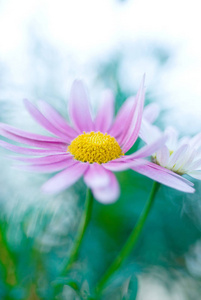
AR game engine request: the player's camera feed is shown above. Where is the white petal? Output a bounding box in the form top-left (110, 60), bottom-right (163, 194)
top-left (155, 145), bottom-right (170, 167)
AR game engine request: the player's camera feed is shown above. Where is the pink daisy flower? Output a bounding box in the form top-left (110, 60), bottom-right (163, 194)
top-left (0, 77), bottom-right (194, 203)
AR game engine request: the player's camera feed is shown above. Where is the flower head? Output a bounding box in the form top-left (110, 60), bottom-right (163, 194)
top-left (67, 131), bottom-right (124, 164)
top-left (0, 77), bottom-right (194, 203)
top-left (140, 107), bottom-right (201, 185)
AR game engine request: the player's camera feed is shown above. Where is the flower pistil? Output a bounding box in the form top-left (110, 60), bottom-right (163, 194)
top-left (68, 131), bottom-right (124, 164)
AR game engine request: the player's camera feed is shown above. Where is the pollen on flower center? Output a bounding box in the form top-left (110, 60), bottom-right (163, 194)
top-left (67, 131), bottom-right (124, 164)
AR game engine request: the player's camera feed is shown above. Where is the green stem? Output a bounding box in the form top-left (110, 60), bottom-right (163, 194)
top-left (95, 181), bottom-right (160, 295)
top-left (62, 188), bottom-right (94, 274)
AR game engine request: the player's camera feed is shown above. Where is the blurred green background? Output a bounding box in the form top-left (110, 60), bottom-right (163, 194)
top-left (1, 0), bottom-right (201, 299)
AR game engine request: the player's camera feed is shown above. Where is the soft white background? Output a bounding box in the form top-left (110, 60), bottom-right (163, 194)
top-left (0, 0), bottom-right (201, 133)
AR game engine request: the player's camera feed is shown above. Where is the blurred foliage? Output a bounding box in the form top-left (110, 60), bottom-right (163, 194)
top-left (0, 35), bottom-right (201, 300)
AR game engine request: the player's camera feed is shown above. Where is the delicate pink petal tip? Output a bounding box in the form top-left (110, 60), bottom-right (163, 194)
top-left (68, 80), bottom-right (94, 133)
top-left (0, 140), bottom-right (65, 155)
top-left (37, 100), bottom-right (78, 139)
top-left (91, 171), bottom-right (120, 204)
top-left (0, 123), bottom-right (64, 142)
top-left (23, 99), bottom-right (68, 141)
top-left (0, 125), bottom-right (66, 150)
top-left (120, 75), bottom-right (146, 153)
top-left (42, 162), bottom-right (89, 194)
top-left (95, 89), bottom-right (114, 133)
top-left (131, 159), bottom-right (195, 193)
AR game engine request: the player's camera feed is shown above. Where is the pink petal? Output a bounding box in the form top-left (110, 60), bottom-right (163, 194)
top-left (92, 171), bottom-right (120, 204)
top-left (131, 159), bottom-right (194, 193)
top-left (68, 80), bottom-right (94, 133)
top-left (0, 140), bottom-right (65, 155)
top-left (103, 159), bottom-right (142, 172)
top-left (121, 75), bottom-right (145, 153)
top-left (0, 127), bottom-right (66, 150)
top-left (42, 161), bottom-right (89, 194)
top-left (24, 99), bottom-right (69, 140)
top-left (94, 90), bottom-right (114, 133)
top-left (10, 153), bottom-right (70, 164)
top-left (15, 156), bottom-right (75, 173)
top-left (38, 100), bottom-right (78, 139)
top-left (114, 96), bottom-right (137, 145)
top-left (108, 96), bottom-right (134, 138)
top-left (125, 135), bottom-right (167, 160)
top-left (160, 164), bottom-right (194, 187)
top-left (139, 159), bottom-right (194, 186)
top-left (0, 123), bottom-right (66, 142)
top-left (143, 103), bottom-right (160, 123)
top-left (84, 163), bottom-right (110, 188)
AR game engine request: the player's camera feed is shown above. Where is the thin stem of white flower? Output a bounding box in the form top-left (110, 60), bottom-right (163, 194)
top-left (95, 181), bottom-right (160, 296)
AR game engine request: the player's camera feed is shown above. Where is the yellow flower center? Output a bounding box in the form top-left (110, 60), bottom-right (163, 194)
top-left (67, 131), bottom-right (124, 164)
